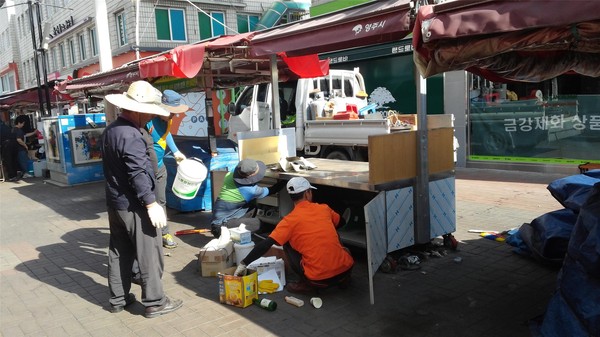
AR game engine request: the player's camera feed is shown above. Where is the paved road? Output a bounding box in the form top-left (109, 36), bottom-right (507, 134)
top-left (0, 168), bottom-right (568, 336)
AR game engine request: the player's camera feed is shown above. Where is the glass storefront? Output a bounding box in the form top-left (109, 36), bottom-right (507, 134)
top-left (468, 73), bottom-right (600, 165)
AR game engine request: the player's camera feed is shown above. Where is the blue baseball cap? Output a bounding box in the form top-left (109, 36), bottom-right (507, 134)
top-left (160, 89), bottom-right (189, 113)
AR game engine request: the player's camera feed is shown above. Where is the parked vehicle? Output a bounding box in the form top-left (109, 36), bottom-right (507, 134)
top-left (227, 68), bottom-right (396, 161)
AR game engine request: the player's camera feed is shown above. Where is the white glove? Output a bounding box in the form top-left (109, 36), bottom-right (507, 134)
top-left (173, 151), bottom-right (186, 163)
top-left (234, 262), bottom-right (247, 276)
top-left (147, 203), bottom-right (167, 229)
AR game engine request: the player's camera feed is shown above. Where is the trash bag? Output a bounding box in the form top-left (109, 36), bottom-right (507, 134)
top-left (536, 182), bottom-right (600, 337)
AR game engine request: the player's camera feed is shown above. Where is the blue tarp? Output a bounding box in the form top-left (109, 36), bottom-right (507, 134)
top-left (547, 172), bottom-right (599, 212)
top-left (534, 182), bottom-right (600, 337)
top-left (507, 209), bottom-right (578, 266)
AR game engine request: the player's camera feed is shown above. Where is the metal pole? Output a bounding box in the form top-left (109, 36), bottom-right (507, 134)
top-left (27, 0), bottom-right (44, 114)
top-left (414, 73), bottom-right (430, 244)
top-left (135, 0), bottom-right (140, 59)
top-left (270, 54), bottom-right (281, 129)
top-left (35, 1), bottom-right (52, 116)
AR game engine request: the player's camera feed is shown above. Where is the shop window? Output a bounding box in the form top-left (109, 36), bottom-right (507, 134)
top-left (236, 14), bottom-right (259, 33)
top-left (199, 11), bottom-right (225, 40)
top-left (468, 73), bottom-right (600, 162)
top-left (156, 8), bottom-right (187, 41)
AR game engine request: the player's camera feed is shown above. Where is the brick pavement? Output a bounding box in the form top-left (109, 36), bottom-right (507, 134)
top-left (0, 168), bottom-right (569, 336)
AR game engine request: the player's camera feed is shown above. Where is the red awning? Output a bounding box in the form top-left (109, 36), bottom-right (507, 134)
top-left (63, 66), bottom-right (140, 91)
top-left (139, 43), bottom-right (206, 79)
top-left (139, 33), bottom-right (256, 79)
top-left (249, 0), bottom-right (413, 57)
top-left (137, 32), bottom-right (328, 83)
top-left (0, 85), bottom-right (59, 106)
top-left (413, 0), bottom-right (600, 82)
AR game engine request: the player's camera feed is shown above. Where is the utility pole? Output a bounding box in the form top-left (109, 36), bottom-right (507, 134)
top-left (27, 0), bottom-right (45, 115)
top-left (35, 1), bottom-right (52, 116)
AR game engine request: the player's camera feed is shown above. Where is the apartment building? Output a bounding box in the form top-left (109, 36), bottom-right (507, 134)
top-left (0, 0), bottom-right (303, 114)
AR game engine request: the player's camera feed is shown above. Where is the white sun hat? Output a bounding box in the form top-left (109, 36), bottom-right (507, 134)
top-left (105, 80), bottom-right (169, 116)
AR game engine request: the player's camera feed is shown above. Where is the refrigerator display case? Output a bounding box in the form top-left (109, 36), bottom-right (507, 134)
top-left (41, 113), bottom-right (106, 185)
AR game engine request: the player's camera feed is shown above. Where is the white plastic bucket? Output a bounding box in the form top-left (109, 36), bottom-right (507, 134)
top-left (172, 157), bottom-right (208, 200)
top-left (234, 241), bottom-right (255, 265)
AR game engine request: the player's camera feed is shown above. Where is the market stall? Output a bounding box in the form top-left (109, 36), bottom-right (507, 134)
top-left (40, 113), bottom-right (106, 186)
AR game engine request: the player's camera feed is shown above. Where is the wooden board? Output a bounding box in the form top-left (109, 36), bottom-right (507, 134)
top-left (368, 131), bottom-right (417, 184)
top-left (368, 128), bottom-right (454, 185)
top-left (238, 135), bottom-right (281, 165)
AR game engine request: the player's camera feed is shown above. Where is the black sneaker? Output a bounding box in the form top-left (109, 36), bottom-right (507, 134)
top-left (110, 293), bottom-right (136, 313)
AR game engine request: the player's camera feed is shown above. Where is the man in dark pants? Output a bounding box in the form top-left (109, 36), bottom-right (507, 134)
top-left (102, 81), bottom-right (182, 318)
top-left (1, 118), bottom-right (18, 180)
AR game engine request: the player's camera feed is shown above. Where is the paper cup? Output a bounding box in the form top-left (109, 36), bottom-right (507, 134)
top-left (310, 297), bottom-right (323, 309)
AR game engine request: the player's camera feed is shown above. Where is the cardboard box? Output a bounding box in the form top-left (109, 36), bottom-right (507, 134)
top-left (247, 256), bottom-right (286, 287)
top-left (218, 267), bottom-right (258, 308)
top-left (198, 240), bottom-right (234, 277)
top-left (229, 227), bottom-right (251, 244)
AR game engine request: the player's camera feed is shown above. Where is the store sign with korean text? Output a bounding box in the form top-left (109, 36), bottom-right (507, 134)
top-left (49, 16), bottom-right (75, 39)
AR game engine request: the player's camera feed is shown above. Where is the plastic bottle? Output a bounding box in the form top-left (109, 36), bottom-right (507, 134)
top-left (253, 298), bottom-right (277, 311)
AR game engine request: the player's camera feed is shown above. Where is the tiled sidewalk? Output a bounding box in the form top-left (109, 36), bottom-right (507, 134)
top-left (0, 168), bottom-right (567, 336)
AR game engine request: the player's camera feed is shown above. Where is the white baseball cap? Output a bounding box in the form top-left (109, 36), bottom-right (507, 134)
top-left (286, 177), bottom-right (317, 194)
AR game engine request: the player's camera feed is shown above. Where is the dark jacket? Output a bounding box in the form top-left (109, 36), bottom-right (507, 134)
top-left (101, 116), bottom-right (156, 210)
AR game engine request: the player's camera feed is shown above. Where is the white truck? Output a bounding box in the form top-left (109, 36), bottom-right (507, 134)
top-left (227, 68), bottom-right (393, 161)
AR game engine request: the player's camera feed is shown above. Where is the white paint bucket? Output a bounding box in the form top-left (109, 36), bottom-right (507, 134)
top-left (234, 241), bottom-right (255, 265)
top-left (171, 157), bottom-right (208, 200)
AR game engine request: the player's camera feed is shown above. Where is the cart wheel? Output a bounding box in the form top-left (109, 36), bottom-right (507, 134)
top-left (443, 234), bottom-right (458, 250)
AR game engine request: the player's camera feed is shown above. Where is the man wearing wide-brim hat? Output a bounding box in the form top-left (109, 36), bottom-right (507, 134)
top-left (210, 158), bottom-right (286, 238)
top-left (102, 80), bottom-right (182, 318)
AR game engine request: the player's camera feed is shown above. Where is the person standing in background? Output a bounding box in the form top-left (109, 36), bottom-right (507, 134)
top-left (131, 90), bottom-right (189, 285)
top-left (147, 89), bottom-right (189, 249)
top-left (102, 81), bottom-right (183, 318)
top-left (12, 115), bottom-right (36, 179)
top-left (1, 117), bottom-right (18, 180)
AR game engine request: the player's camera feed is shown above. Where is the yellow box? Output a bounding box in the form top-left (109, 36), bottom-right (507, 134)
top-left (218, 267), bottom-right (258, 308)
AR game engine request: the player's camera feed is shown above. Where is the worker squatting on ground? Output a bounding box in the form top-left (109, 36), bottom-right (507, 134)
top-left (234, 177), bottom-right (354, 294)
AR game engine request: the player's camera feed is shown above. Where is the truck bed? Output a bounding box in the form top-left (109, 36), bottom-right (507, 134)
top-left (304, 119), bottom-right (399, 147)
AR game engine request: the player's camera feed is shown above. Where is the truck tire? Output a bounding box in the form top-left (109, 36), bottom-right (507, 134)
top-left (482, 130), bottom-right (511, 155)
top-left (324, 149), bottom-right (350, 161)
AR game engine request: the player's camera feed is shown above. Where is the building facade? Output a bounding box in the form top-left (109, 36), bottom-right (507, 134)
top-left (0, 0), bottom-right (293, 115)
